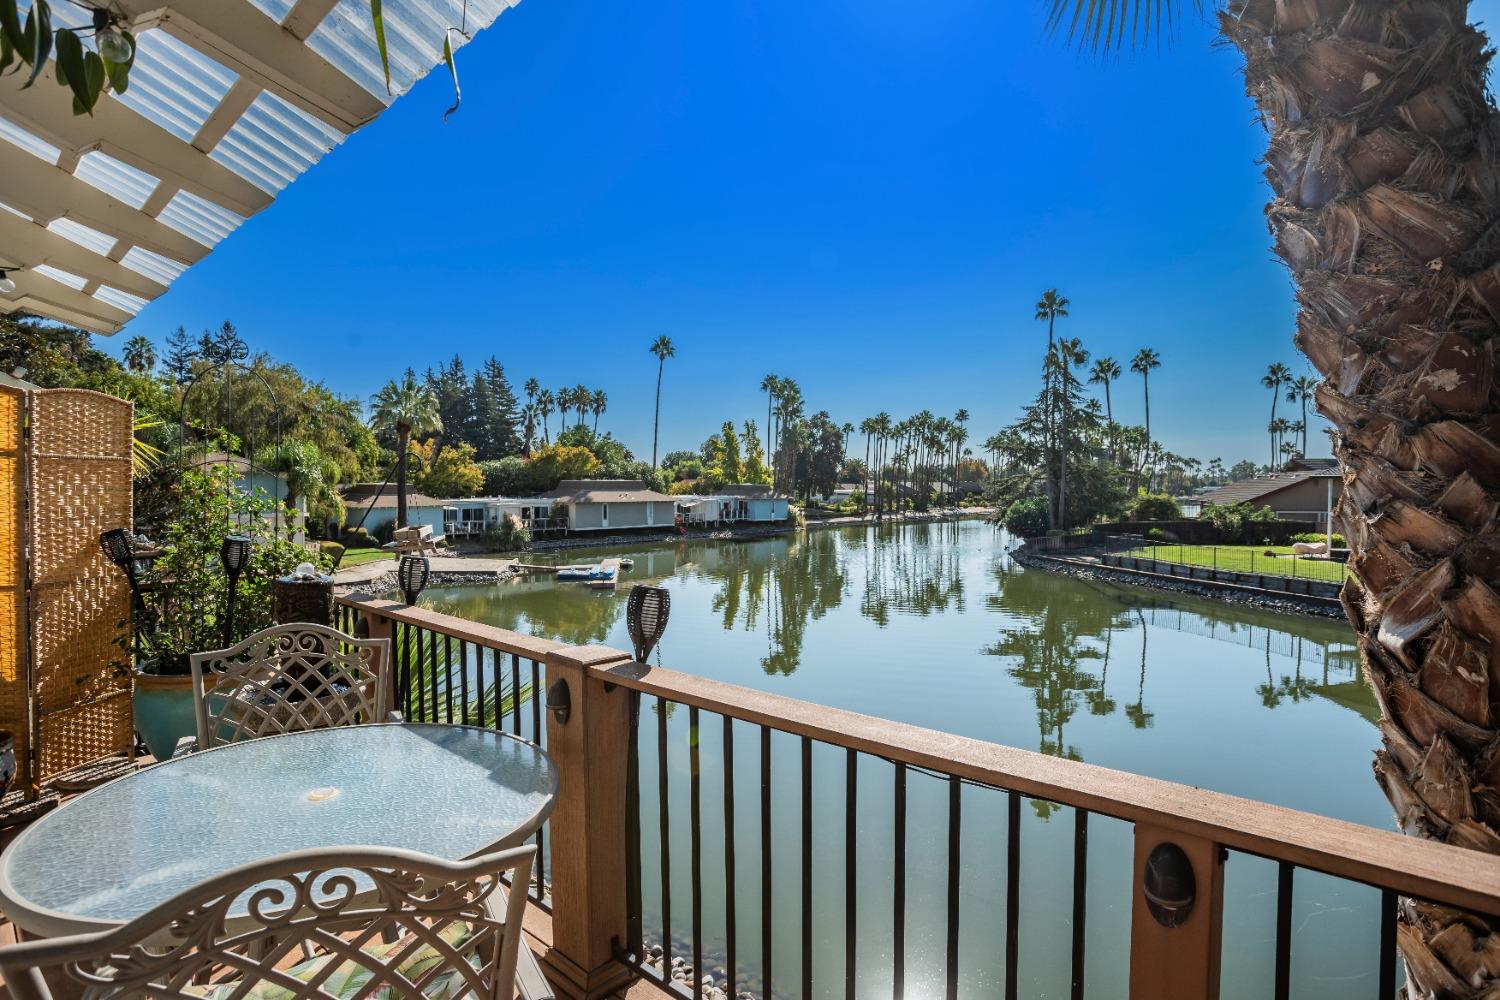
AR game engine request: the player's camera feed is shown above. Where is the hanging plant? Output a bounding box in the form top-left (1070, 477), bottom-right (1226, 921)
top-left (370, 0), bottom-right (469, 120)
top-left (0, 1), bottom-right (135, 115)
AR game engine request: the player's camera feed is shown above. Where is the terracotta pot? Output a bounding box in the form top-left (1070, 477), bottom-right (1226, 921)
top-left (132, 668), bottom-right (196, 762)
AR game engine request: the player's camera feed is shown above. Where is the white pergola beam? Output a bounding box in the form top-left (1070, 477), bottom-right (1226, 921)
top-left (5, 270), bottom-right (132, 333)
top-left (0, 143), bottom-right (207, 264)
top-left (116, 1), bottom-right (385, 131)
top-left (0, 64), bottom-right (272, 218)
top-left (0, 213), bottom-right (168, 299)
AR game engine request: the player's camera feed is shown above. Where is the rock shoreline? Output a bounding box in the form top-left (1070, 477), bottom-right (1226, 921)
top-left (1013, 549), bottom-right (1346, 619)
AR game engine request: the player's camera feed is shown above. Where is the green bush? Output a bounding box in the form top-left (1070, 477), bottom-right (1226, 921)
top-left (1200, 502), bottom-right (1278, 543)
top-left (340, 526), bottom-right (378, 549)
top-left (1144, 527), bottom-right (1172, 542)
top-left (481, 513), bottom-right (531, 551)
top-left (1003, 496), bottom-right (1050, 538)
top-left (1292, 531), bottom-right (1346, 547)
top-left (1125, 492), bottom-right (1181, 521)
top-left (318, 540), bottom-right (346, 567)
top-left (374, 520), bottom-right (396, 546)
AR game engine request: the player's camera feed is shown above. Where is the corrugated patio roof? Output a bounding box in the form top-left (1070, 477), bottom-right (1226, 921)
top-left (1, 0), bottom-right (518, 334)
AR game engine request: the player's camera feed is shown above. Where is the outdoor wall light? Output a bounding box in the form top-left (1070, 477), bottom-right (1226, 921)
top-left (1142, 842), bottom-right (1196, 928)
top-left (546, 678), bottom-right (571, 725)
top-left (220, 535), bottom-right (253, 645)
top-left (398, 555), bottom-right (431, 606)
top-left (0, 271), bottom-right (15, 295)
top-left (626, 585), bottom-right (671, 663)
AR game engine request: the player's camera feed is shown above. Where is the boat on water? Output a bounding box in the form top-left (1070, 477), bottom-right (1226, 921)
top-left (557, 560), bottom-right (621, 589)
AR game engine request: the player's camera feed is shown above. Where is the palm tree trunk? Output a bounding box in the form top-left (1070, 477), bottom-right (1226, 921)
top-left (1104, 379), bottom-right (1115, 464)
top-left (1226, 6), bottom-right (1500, 994)
top-left (1269, 389), bottom-right (1280, 467)
top-left (396, 425), bottom-right (410, 529)
top-left (1300, 395), bottom-right (1309, 455)
top-left (652, 360), bottom-right (664, 470)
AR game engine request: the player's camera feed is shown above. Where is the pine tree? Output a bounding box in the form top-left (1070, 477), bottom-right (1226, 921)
top-left (481, 358), bottom-right (521, 458)
top-left (162, 326), bottom-right (197, 384)
top-left (429, 356), bottom-right (474, 453)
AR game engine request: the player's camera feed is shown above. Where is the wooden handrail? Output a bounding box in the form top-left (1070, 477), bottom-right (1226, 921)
top-left (337, 593), bottom-right (568, 661)
top-left (593, 659), bottom-right (1500, 917)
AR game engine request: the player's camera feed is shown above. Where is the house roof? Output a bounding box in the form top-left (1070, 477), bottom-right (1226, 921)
top-left (0, 1), bottom-right (517, 334)
top-left (545, 480), bottom-right (676, 504)
top-left (340, 482), bottom-right (449, 509)
top-left (713, 484), bottom-right (784, 499)
top-left (1198, 466), bottom-right (1342, 507)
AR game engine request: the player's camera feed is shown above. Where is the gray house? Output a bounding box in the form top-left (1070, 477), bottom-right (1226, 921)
top-left (545, 480), bottom-right (678, 532)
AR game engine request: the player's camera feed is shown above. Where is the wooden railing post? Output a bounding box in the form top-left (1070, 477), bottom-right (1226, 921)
top-left (542, 644), bottom-right (635, 1000)
top-left (1129, 825), bottom-right (1224, 1000)
top-left (353, 599), bottom-right (398, 713)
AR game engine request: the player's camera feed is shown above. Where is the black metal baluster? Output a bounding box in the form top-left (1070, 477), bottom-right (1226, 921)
top-left (427, 628), bottom-right (439, 722)
top-left (845, 750), bottom-right (856, 1000)
top-left (399, 623), bottom-right (414, 718)
top-left (531, 660), bottom-right (542, 744)
top-left (690, 707), bottom-right (703, 1000)
top-left (1378, 888), bottom-right (1396, 1000)
top-left (801, 735), bottom-right (812, 1000)
top-left (946, 775), bottom-right (960, 1000)
top-left (626, 690), bottom-right (643, 957)
top-left (511, 653), bottom-right (522, 735)
top-left (894, 762), bottom-right (906, 1000)
top-left (659, 698), bottom-right (673, 974)
top-left (1071, 809), bottom-right (1088, 1000)
top-left (1005, 790), bottom-right (1020, 1000)
top-left (724, 715), bottom-right (737, 1000)
top-left (1274, 862), bottom-right (1294, 1000)
top-left (458, 640), bottom-right (470, 725)
top-left (443, 635), bottom-right (453, 723)
top-left (761, 725), bottom-right (772, 1000)
top-left (412, 626), bottom-right (425, 721)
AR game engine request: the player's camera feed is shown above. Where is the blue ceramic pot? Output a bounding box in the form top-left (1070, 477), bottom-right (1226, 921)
top-left (132, 669), bottom-right (196, 761)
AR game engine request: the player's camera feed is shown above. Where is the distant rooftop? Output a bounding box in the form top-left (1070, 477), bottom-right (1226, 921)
top-left (545, 479), bottom-right (676, 504)
top-left (1199, 460), bottom-right (1341, 507)
top-left (340, 482), bottom-right (449, 509)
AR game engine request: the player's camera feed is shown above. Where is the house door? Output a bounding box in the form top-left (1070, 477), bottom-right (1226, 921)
top-left (602, 504), bottom-right (609, 529)
top-left (646, 502), bottom-right (654, 526)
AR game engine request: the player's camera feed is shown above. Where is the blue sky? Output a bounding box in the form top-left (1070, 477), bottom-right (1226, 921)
top-left (111, 0), bottom-right (1419, 468)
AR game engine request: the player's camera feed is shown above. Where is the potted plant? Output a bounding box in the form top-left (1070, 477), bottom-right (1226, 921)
top-left (130, 467), bottom-right (322, 760)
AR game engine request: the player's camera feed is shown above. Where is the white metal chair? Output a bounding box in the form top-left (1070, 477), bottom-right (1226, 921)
top-left (187, 622), bottom-right (394, 752)
top-left (0, 845), bottom-right (536, 1000)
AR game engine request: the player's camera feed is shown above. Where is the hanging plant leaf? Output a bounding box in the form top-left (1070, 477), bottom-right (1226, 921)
top-left (81, 49), bottom-right (105, 113)
top-left (442, 29), bottom-right (461, 121)
top-left (55, 28), bottom-right (90, 108)
top-left (21, 0), bottom-right (51, 90)
top-left (0, 0), bottom-right (23, 58)
top-left (1, 25), bottom-right (15, 75)
top-left (370, 0), bottom-right (391, 95)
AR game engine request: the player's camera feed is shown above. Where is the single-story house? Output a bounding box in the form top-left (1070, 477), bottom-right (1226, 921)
top-left (545, 480), bottom-right (678, 532)
top-left (191, 451), bottom-right (306, 543)
top-left (714, 484), bottom-right (790, 522)
top-left (341, 482), bottom-right (452, 540)
top-left (1195, 457), bottom-right (1343, 529)
top-left (441, 497), bottom-right (560, 538)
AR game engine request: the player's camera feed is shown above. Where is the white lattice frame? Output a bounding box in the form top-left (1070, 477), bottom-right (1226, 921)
top-left (189, 623), bottom-right (392, 750)
top-left (0, 845), bottom-right (535, 1000)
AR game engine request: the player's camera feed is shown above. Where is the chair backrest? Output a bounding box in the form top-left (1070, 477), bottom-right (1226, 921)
top-left (190, 622), bottom-right (391, 749)
top-left (0, 845), bottom-right (536, 1000)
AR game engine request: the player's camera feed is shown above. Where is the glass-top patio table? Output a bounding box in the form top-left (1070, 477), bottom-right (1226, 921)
top-left (0, 723), bottom-right (557, 938)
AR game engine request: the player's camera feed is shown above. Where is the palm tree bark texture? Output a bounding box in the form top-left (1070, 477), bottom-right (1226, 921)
top-left (1224, 2), bottom-right (1500, 994)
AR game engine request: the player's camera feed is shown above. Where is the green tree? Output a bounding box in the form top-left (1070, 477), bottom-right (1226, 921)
top-left (411, 438), bottom-right (485, 497)
top-left (162, 326), bottom-right (197, 384)
top-left (650, 336), bottom-right (675, 469)
top-left (1034, 290), bottom-right (1070, 519)
top-left (1287, 374), bottom-right (1317, 456)
top-left (1129, 348), bottom-right (1161, 480)
top-left (368, 372), bottom-right (442, 528)
top-left (591, 389), bottom-right (608, 433)
top-left (122, 335), bottom-right (156, 374)
top-left (1261, 362), bottom-right (1292, 466)
top-left (537, 389), bottom-right (555, 444)
top-left (1088, 356), bottom-right (1121, 461)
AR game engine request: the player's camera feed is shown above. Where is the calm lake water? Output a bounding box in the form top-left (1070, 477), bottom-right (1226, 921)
top-left (420, 519), bottom-right (1387, 1000)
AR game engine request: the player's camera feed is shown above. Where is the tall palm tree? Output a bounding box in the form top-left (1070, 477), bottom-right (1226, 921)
top-left (1130, 348), bottom-right (1160, 483)
top-left (953, 408), bottom-right (970, 497)
top-left (760, 374), bottom-right (780, 464)
top-left (523, 377), bottom-right (540, 406)
top-left (1287, 374), bottom-right (1317, 456)
top-left (1034, 289), bottom-right (1070, 352)
top-left (591, 389), bottom-right (608, 434)
top-left (649, 336), bottom-right (675, 470)
top-left (520, 403), bottom-right (538, 453)
top-left (1089, 357), bottom-right (1122, 461)
top-left (368, 373), bottom-right (442, 529)
top-left (122, 335), bottom-right (156, 374)
top-left (537, 389), bottom-right (555, 444)
top-left (572, 384), bottom-right (590, 428)
top-left (1035, 290), bottom-right (1071, 519)
top-left (860, 416), bottom-right (876, 513)
top-left (1053, 337), bottom-right (1089, 526)
top-left (1261, 362), bottom-right (1293, 466)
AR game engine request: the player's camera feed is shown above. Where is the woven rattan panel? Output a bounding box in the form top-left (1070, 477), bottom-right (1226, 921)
top-left (0, 387), bottom-right (28, 791)
top-left (27, 389), bottom-right (133, 782)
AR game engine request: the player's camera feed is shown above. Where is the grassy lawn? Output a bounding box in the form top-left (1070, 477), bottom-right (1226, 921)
top-left (1119, 543), bottom-right (1350, 583)
top-left (338, 548), bottom-right (395, 568)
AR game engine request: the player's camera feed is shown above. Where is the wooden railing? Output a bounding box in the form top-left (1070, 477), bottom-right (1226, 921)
top-left (337, 593), bottom-right (1500, 1000)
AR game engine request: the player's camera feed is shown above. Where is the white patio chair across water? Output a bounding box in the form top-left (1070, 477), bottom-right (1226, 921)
top-left (0, 845), bottom-right (536, 1000)
top-left (187, 622), bottom-right (394, 752)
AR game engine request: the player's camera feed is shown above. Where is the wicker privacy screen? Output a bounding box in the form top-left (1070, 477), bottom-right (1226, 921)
top-left (20, 389), bottom-right (134, 791)
top-left (0, 387), bottom-right (27, 792)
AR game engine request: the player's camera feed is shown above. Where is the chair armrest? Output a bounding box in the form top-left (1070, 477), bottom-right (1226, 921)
top-left (171, 735), bottom-right (199, 759)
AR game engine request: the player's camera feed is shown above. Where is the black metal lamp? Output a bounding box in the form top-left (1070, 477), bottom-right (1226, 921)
top-left (101, 528), bottom-right (159, 659)
top-left (1142, 842), bottom-right (1197, 927)
top-left (219, 534), bottom-right (253, 645)
top-left (398, 555), bottom-right (431, 606)
top-left (626, 585), bottom-right (671, 663)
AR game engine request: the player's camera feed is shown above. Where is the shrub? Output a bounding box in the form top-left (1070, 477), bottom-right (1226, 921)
top-left (1292, 531), bottom-right (1346, 547)
top-left (1200, 501), bottom-right (1278, 543)
top-left (318, 540), bottom-right (346, 567)
top-left (341, 526), bottom-right (378, 549)
top-left (1124, 492), bottom-right (1180, 521)
top-left (1144, 527), bottom-right (1172, 542)
top-left (479, 456), bottom-right (528, 497)
top-left (374, 520), bottom-right (396, 546)
top-left (1003, 496), bottom-right (1050, 538)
